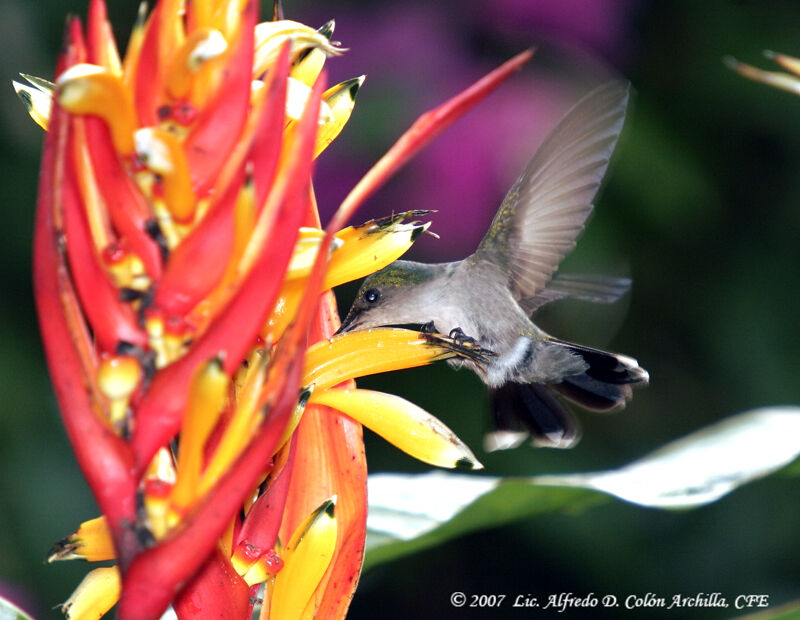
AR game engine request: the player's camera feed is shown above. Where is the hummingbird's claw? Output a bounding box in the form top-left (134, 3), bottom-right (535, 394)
top-left (448, 327), bottom-right (478, 347)
top-left (421, 330), bottom-right (496, 367)
top-left (420, 320), bottom-right (438, 334)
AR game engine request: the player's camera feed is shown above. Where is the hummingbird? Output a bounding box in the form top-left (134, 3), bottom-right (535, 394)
top-left (338, 81), bottom-right (648, 451)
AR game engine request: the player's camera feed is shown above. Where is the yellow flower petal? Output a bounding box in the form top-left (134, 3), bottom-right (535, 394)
top-left (12, 74), bottom-right (53, 130)
top-left (253, 20), bottom-right (342, 78)
top-left (271, 498), bottom-right (338, 620)
top-left (286, 213), bottom-right (429, 287)
top-left (264, 215), bottom-right (428, 343)
top-left (273, 387), bottom-right (313, 454)
top-left (47, 517), bottom-right (114, 563)
top-left (291, 46), bottom-right (327, 87)
top-left (310, 388), bottom-right (482, 470)
top-left (60, 567), bottom-right (120, 620)
top-left (121, 3), bottom-right (147, 89)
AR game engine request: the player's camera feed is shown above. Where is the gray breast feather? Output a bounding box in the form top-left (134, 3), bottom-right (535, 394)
top-left (486, 337), bottom-right (589, 386)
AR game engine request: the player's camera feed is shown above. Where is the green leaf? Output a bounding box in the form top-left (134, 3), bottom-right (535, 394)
top-left (365, 407), bottom-right (800, 570)
top-left (536, 406), bottom-right (800, 508)
top-left (0, 596), bottom-right (34, 620)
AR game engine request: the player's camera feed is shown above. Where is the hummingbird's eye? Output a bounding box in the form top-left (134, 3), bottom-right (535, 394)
top-left (364, 288), bottom-right (380, 304)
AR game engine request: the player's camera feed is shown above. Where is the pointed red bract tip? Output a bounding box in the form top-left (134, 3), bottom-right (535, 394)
top-left (87, 0), bottom-right (119, 69)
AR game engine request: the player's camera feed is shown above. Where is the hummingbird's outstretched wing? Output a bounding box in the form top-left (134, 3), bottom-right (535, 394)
top-left (474, 81), bottom-right (630, 304)
top-left (521, 273), bottom-right (631, 314)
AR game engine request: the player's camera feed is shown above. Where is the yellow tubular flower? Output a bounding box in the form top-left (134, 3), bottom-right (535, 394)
top-left (168, 358), bottom-right (230, 526)
top-left (48, 517), bottom-right (115, 563)
top-left (165, 27), bottom-right (228, 99)
top-left (60, 567), bottom-right (120, 620)
top-left (55, 64), bottom-right (137, 155)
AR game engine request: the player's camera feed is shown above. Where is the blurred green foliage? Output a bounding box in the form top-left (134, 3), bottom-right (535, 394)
top-left (1, 0), bottom-right (799, 618)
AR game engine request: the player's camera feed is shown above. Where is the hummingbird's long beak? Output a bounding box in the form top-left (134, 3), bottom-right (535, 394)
top-left (334, 311), bottom-right (358, 335)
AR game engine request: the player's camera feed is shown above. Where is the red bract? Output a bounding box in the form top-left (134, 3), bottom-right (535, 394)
top-left (33, 17), bottom-right (141, 563)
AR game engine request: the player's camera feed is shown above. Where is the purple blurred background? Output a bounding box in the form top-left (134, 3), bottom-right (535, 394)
top-left (296, 0), bottom-right (639, 261)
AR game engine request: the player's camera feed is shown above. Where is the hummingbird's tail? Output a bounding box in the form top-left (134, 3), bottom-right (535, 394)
top-left (486, 382), bottom-right (581, 451)
top-left (549, 339), bottom-right (649, 412)
top-left (484, 340), bottom-right (648, 452)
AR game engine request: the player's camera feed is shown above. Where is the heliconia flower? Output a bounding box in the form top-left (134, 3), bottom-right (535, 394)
top-left (725, 50), bottom-right (800, 95)
top-left (17, 0), bottom-right (531, 618)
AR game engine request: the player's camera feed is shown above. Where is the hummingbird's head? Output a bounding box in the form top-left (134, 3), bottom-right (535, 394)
top-left (337, 260), bottom-right (439, 333)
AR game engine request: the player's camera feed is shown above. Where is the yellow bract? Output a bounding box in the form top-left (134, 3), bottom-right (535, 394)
top-left (253, 20), bottom-right (342, 78)
top-left (60, 567), bottom-right (120, 620)
top-left (315, 76), bottom-right (365, 157)
top-left (56, 64), bottom-right (137, 155)
top-left (168, 359), bottom-right (229, 527)
top-left (303, 328), bottom-right (457, 392)
top-left (310, 388), bottom-right (482, 470)
top-left (47, 516), bottom-right (115, 563)
top-left (198, 349), bottom-right (268, 496)
top-left (286, 218), bottom-right (427, 287)
top-left (270, 498), bottom-right (338, 620)
top-left (265, 216), bottom-right (427, 342)
top-left (165, 27), bottom-right (228, 99)
top-left (134, 127), bottom-right (197, 224)
top-left (12, 74), bottom-right (53, 131)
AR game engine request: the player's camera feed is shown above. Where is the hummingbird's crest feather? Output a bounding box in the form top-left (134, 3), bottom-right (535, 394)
top-left (475, 81), bottom-right (630, 302)
top-left (364, 260), bottom-right (436, 288)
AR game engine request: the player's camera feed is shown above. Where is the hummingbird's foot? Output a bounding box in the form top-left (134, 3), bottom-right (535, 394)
top-left (420, 320), bottom-right (438, 334)
top-left (449, 327), bottom-right (478, 347)
top-left (421, 331), bottom-right (497, 368)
